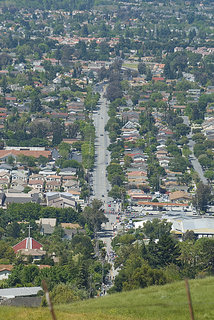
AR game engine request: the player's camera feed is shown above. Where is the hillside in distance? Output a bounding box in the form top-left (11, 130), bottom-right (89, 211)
top-left (1, 0), bottom-right (211, 11)
top-left (0, 0), bottom-right (94, 10)
top-left (1, 277), bottom-right (214, 320)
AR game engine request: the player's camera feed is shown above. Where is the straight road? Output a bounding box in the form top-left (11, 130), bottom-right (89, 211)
top-left (92, 88), bottom-right (118, 283)
top-left (92, 94), bottom-right (111, 203)
top-left (182, 116), bottom-right (208, 184)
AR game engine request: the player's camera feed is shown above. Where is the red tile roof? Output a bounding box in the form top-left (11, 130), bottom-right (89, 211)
top-left (0, 265), bottom-right (13, 272)
top-left (13, 237), bottom-right (43, 254)
top-left (137, 201), bottom-right (188, 207)
top-left (0, 150), bottom-right (51, 159)
top-left (5, 97), bottom-right (16, 101)
top-left (152, 77), bottom-right (165, 81)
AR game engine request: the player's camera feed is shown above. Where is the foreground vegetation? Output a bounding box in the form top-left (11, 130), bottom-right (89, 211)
top-left (1, 276), bottom-right (214, 320)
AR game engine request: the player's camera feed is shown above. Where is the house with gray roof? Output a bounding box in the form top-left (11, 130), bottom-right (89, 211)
top-left (4, 192), bottom-right (40, 206)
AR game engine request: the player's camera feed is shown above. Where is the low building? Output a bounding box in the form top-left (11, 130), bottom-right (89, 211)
top-left (61, 223), bottom-right (85, 240)
top-left (0, 265), bottom-right (13, 280)
top-left (36, 218), bottom-right (57, 236)
top-left (45, 192), bottom-right (77, 208)
top-left (169, 191), bottom-right (192, 203)
top-left (45, 180), bottom-right (61, 192)
top-left (28, 180), bottom-right (44, 192)
top-left (0, 150), bottom-right (51, 162)
top-left (4, 193), bottom-right (40, 206)
top-left (0, 286), bottom-right (42, 299)
top-left (171, 218), bottom-right (214, 239)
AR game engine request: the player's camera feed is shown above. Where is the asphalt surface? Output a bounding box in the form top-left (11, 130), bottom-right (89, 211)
top-left (91, 89), bottom-right (119, 282)
top-left (182, 116), bottom-right (208, 184)
top-left (92, 93), bottom-right (113, 210)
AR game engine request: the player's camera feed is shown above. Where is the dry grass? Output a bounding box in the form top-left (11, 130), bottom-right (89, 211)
top-left (122, 63), bottom-right (139, 69)
top-left (1, 277), bottom-right (214, 320)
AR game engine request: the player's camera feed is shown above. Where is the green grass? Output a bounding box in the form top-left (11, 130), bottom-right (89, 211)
top-left (122, 63), bottom-right (139, 70)
top-left (1, 277), bottom-right (214, 320)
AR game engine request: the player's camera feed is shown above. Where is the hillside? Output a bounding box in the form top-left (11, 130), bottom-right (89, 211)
top-left (1, 277), bottom-right (214, 320)
top-left (0, 0), bottom-right (94, 10)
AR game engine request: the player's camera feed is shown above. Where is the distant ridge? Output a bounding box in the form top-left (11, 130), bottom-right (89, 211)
top-left (0, 0), bottom-right (209, 11)
top-left (0, 0), bottom-right (94, 11)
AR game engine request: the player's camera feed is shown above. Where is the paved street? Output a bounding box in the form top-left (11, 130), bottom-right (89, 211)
top-left (92, 89), bottom-right (118, 282)
top-left (92, 93), bottom-right (111, 205)
top-left (182, 116), bottom-right (208, 184)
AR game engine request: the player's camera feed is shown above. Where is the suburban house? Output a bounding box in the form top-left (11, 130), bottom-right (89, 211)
top-left (45, 175), bottom-right (61, 183)
top-left (11, 170), bottom-right (29, 183)
top-left (36, 218), bottom-right (57, 236)
top-left (61, 223), bottom-right (85, 239)
top-left (169, 191), bottom-right (192, 203)
top-left (45, 192), bottom-right (77, 209)
top-left (62, 179), bottom-right (80, 192)
top-left (0, 265), bottom-right (13, 280)
top-left (0, 171), bottom-right (11, 190)
top-left (45, 180), bottom-right (61, 192)
top-left (28, 179), bottom-right (44, 192)
top-left (4, 192), bottom-right (40, 207)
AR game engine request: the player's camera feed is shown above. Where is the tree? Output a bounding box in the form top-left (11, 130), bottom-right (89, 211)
top-left (6, 221), bottom-right (21, 238)
top-left (182, 230), bottom-right (196, 241)
top-left (193, 182), bottom-right (212, 213)
top-left (1, 76), bottom-right (8, 96)
top-left (179, 240), bottom-right (197, 278)
top-left (123, 155), bottom-right (133, 169)
top-left (21, 265), bottom-right (40, 284)
top-left (175, 123), bottom-right (190, 137)
top-left (194, 238), bottom-right (214, 273)
top-left (83, 199), bottom-right (108, 236)
top-left (52, 119), bottom-right (64, 146)
top-left (49, 283), bottom-right (78, 305)
top-left (58, 142), bottom-right (70, 159)
top-left (107, 163), bottom-right (125, 186)
top-left (110, 256), bottom-right (166, 293)
top-left (106, 81), bottom-right (123, 102)
top-left (81, 24), bottom-right (88, 37)
top-left (0, 241), bottom-right (15, 262)
top-left (7, 155), bottom-right (15, 165)
top-left (38, 155), bottom-right (49, 166)
top-left (23, 186), bottom-right (32, 193)
top-left (67, 122), bottom-right (79, 139)
top-left (30, 95), bottom-right (42, 113)
top-left (204, 170), bottom-right (214, 183)
top-left (169, 156), bottom-right (189, 173)
top-left (108, 185), bottom-right (126, 200)
top-left (71, 234), bottom-right (94, 259)
top-left (146, 68), bottom-right (152, 81)
top-left (29, 122), bottom-right (49, 139)
top-left (156, 234), bottom-right (180, 267)
top-left (142, 219), bottom-right (172, 239)
top-left (138, 62), bottom-right (146, 75)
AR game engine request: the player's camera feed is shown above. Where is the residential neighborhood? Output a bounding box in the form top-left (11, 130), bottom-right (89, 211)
top-left (0, 0), bottom-right (213, 312)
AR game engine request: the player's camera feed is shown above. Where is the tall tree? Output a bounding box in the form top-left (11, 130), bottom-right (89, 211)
top-left (1, 76), bottom-right (8, 96)
top-left (30, 95), bottom-right (42, 112)
top-left (83, 199), bottom-right (108, 236)
top-left (193, 182), bottom-right (212, 213)
top-left (138, 62), bottom-right (146, 75)
top-left (156, 234), bottom-right (180, 267)
top-left (52, 119), bottom-right (64, 146)
top-left (142, 219), bottom-right (172, 239)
